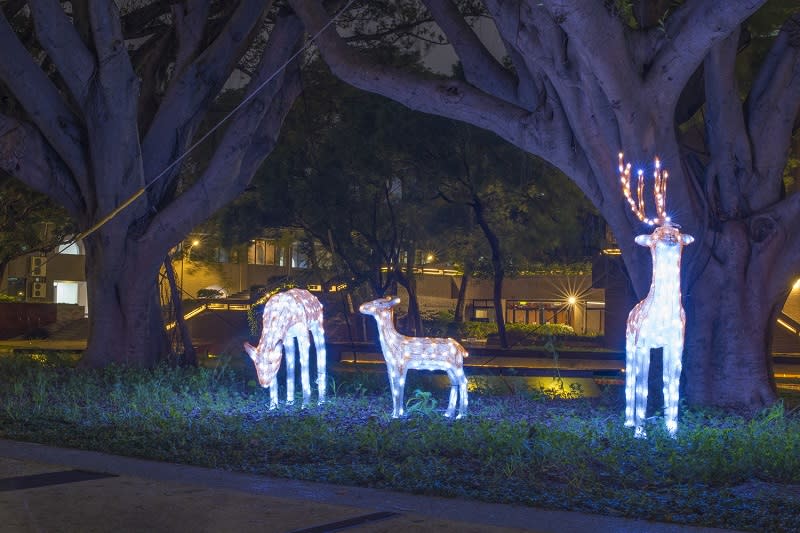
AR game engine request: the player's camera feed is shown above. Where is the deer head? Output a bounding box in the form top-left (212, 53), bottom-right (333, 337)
top-left (359, 296), bottom-right (401, 316)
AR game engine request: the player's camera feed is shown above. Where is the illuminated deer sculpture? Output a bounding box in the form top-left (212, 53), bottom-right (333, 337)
top-left (620, 153), bottom-right (693, 438)
top-left (244, 288), bottom-right (327, 408)
top-left (359, 296), bottom-right (468, 418)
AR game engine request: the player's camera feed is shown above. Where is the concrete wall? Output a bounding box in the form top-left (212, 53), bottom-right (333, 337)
top-left (4, 254), bottom-right (85, 302)
top-left (0, 303), bottom-right (57, 338)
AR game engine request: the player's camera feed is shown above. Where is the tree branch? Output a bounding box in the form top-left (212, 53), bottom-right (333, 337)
top-left (133, 29), bottom-right (174, 132)
top-left (144, 15), bottom-right (304, 250)
top-left (0, 10), bottom-right (88, 187)
top-left (704, 26), bottom-right (752, 218)
top-left (749, 191), bottom-right (800, 304)
top-left (421, 0), bottom-right (519, 105)
top-left (83, 0), bottom-right (146, 217)
top-left (172, 0), bottom-right (212, 77)
top-left (141, 0), bottom-right (271, 205)
top-left (289, 0), bottom-right (563, 163)
top-left (746, 13), bottom-right (800, 210)
top-left (28, 0), bottom-right (95, 107)
top-left (539, 0), bottom-right (636, 110)
top-left (0, 114), bottom-right (83, 219)
top-left (482, 0), bottom-right (544, 111)
top-left (645, 0), bottom-right (765, 106)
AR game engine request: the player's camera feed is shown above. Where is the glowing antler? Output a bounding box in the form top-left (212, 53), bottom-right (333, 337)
top-left (619, 152), bottom-right (669, 226)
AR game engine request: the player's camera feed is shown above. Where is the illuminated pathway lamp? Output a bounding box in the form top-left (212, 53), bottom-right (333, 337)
top-left (620, 153), bottom-right (693, 438)
top-left (359, 296), bottom-right (468, 418)
top-left (244, 288), bottom-right (327, 408)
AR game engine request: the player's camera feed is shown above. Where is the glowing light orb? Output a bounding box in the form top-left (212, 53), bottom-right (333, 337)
top-left (620, 153), bottom-right (693, 438)
top-left (244, 288), bottom-right (327, 408)
top-left (359, 296), bottom-right (468, 418)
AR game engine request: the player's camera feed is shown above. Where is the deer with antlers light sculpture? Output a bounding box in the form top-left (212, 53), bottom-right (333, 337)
top-left (620, 153), bottom-right (693, 438)
top-left (359, 296), bottom-right (468, 419)
top-left (244, 288), bottom-right (327, 409)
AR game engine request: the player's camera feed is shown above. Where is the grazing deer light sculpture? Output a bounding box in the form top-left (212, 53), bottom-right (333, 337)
top-left (620, 153), bottom-right (693, 438)
top-left (244, 288), bottom-right (327, 408)
top-left (359, 296), bottom-right (468, 418)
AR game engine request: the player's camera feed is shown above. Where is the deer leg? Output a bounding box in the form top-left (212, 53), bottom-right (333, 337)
top-left (634, 346), bottom-right (650, 439)
top-left (663, 342), bottom-right (683, 437)
top-left (269, 381), bottom-right (279, 410)
top-left (457, 366), bottom-right (468, 419)
top-left (444, 369), bottom-right (458, 418)
top-left (297, 332), bottom-right (311, 408)
top-left (284, 338), bottom-right (296, 405)
top-left (311, 321), bottom-right (327, 404)
top-left (395, 369), bottom-right (408, 418)
top-left (624, 336), bottom-right (636, 427)
top-left (387, 366), bottom-right (402, 418)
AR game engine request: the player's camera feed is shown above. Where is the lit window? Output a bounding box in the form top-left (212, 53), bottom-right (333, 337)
top-left (292, 242), bottom-right (308, 269)
top-left (57, 242), bottom-right (82, 255)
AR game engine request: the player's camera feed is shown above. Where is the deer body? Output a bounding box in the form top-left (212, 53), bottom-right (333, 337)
top-left (619, 153), bottom-right (693, 438)
top-left (359, 296), bottom-right (468, 418)
top-left (244, 288), bottom-right (327, 408)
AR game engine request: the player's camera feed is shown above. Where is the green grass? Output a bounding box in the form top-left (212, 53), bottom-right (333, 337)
top-left (0, 354), bottom-right (798, 532)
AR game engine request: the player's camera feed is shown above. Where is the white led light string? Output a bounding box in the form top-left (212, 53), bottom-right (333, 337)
top-left (360, 296), bottom-right (468, 419)
top-left (244, 288), bottom-right (327, 408)
top-left (619, 152), bottom-right (693, 438)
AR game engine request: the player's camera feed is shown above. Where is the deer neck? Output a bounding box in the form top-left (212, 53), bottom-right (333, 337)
top-left (374, 309), bottom-right (403, 358)
top-left (647, 242), bottom-right (684, 305)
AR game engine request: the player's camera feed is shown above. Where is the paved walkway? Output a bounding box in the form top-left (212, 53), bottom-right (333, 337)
top-left (0, 439), bottom-right (739, 533)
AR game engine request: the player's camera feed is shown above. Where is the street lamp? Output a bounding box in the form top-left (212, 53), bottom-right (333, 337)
top-left (180, 239), bottom-right (200, 295)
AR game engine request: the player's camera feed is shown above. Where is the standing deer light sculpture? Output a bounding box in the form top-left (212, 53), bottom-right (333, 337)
top-left (620, 153), bottom-right (693, 438)
top-left (244, 288), bottom-right (327, 408)
top-left (359, 296), bottom-right (468, 418)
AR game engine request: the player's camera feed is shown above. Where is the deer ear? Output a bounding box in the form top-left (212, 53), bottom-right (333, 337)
top-left (635, 234), bottom-right (652, 246)
top-left (244, 342), bottom-right (257, 360)
top-left (682, 234), bottom-right (695, 245)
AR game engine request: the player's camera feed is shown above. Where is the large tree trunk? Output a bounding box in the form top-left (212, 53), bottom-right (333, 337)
top-left (80, 232), bottom-right (168, 367)
top-left (682, 223), bottom-right (778, 408)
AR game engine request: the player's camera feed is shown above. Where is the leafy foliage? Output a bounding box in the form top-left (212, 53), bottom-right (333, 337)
top-left (216, 57), bottom-right (601, 295)
top-left (0, 177), bottom-right (73, 278)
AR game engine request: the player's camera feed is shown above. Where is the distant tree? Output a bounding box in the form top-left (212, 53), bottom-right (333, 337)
top-left (291, 0), bottom-right (800, 409)
top-left (403, 114), bottom-right (600, 345)
top-left (0, 1), bottom-right (306, 366)
top-left (0, 175), bottom-right (73, 285)
top-left (224, 55), bottom-right (600, 341)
